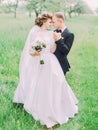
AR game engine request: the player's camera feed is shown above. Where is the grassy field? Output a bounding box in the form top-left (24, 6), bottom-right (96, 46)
top-left (0, 14), bottom-right (98, 130)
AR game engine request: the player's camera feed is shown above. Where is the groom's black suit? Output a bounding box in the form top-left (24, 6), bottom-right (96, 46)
top-left (54, 28), bottom-right (74, 75)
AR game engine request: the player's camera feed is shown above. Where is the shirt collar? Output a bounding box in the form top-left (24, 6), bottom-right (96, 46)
top-left (61, 27), bottom-right (67, 33)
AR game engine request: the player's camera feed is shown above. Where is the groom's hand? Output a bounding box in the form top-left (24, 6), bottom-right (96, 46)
top-left (53, 32), bottom-right (62, 42)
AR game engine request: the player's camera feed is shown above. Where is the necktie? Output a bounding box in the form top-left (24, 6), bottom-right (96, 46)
top-left (56, 29), bottom-right (62, 33)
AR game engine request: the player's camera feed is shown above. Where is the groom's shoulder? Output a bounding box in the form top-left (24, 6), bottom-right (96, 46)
top-left (64, 28), bottom-right (73, 34)
top-left (64, 28), bottom-right (74, 37)
top-left (62, 28), bottom-right (74, 41)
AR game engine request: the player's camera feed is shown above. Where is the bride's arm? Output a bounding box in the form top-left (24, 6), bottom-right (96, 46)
top-left (50, 31), bottom-right (57, 53)
top-left (50, 44), bottom-right (56, 53)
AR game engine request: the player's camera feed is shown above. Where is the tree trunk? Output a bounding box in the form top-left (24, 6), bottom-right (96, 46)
top-left (35, 10), bottom-right (39, 17)
top-left (14, 8), bottom-right (16, 18)
top-left (14, 0), bottom-right (18, 18)
top-left (64, 9), bottom-right (67, 19)
top-left (29, 11), bottom-right (31, 17)
top-left (78, 12), bottom-right (80, 16)
top-left (68, 12), bottom-right (72, 18)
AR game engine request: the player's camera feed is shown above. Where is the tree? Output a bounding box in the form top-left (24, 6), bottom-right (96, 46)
top-left (74, 2), bottom-right (82, 16)
top-left (73, 0), bottom-right (93, 16)
top-left (12, 0), bottom-right (19, 18)
top-left (1, 0), bottom-right (19, 18)
top-left (64, 0), bottom-right (78, 18)
top-left (26, 0), bottom-right (46, 17)
top-left (44, 0), bottom-right (63, 13)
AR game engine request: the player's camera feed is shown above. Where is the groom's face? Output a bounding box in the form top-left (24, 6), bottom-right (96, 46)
top-left (52, 16), bottom-right (61, 29)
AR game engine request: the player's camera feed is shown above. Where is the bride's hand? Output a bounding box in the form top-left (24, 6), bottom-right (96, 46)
top-left (53, 32), bottom-right (62, 42)
top-left (29, 51), bottom-right (41, 56)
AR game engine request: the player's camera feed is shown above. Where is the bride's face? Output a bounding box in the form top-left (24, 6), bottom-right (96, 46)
top-left (43, 19), bottom-right (52, 30)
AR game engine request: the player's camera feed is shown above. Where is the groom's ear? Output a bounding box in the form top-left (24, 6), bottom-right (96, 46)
top-left (58, 18), bottom-right (63, 23)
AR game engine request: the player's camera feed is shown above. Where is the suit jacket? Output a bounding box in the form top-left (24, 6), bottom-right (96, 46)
top-left (54, 28), bottom-right (74, 74)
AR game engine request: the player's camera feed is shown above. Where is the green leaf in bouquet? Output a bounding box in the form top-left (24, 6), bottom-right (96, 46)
top-left (40, 60), bottom-right (44, 64)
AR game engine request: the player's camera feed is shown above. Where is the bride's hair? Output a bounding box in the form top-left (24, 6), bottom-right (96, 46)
top-left (35, 13), bottom-right (52, 27)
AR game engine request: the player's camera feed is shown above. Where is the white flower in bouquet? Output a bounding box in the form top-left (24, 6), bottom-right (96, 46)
top-left (30, 40), bottom-right (46, 64)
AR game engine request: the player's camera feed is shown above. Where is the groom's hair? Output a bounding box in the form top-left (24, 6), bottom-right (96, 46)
top-left (54, 12), bottom-right (65, 21)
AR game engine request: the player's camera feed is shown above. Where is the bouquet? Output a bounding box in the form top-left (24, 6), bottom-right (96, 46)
top-left (30, 40), bottom-right (46, 64)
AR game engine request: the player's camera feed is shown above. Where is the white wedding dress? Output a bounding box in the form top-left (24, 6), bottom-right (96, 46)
top-left (13, 26), bottom-right (78, 128)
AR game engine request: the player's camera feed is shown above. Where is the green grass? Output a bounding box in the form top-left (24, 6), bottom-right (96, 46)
top-left (0, 14), bottom-right (98, 130)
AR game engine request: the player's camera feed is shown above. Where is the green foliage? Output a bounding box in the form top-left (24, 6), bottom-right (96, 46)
top-left (1, 0), bottom-right (19, 18)
top-left (64, 0), bottom-right (92, 17)
top-left (0, 14), bottom-right (98, 130)
top-left (0, 0), bottom-right (93, 18)
top-left (26, 0), bottom-right (46, 17)
top-left (73, 0), bottom-right (93, 14)
top-left (44, 0), bottom-right (92, 18)
top-left (95, 8), bottom-right (98, 13)
top-left (44, 0), bottom-right (61, 13)
top-left (1, 3), bottom-right (12, 13)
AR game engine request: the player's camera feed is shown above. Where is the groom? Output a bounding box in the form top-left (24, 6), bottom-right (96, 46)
top-left (52, 12), bottom-right (74, 75)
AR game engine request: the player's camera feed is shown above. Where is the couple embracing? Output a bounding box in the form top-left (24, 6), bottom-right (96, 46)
top-left (13, 12), bottom-right (78, 130)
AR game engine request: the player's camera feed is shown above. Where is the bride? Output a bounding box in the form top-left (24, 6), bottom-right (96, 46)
top-left (13, 13), bottom-right (78, 129)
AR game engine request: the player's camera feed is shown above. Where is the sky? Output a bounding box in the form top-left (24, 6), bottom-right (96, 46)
top-left (83, 0), bottom-right (98, 10)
